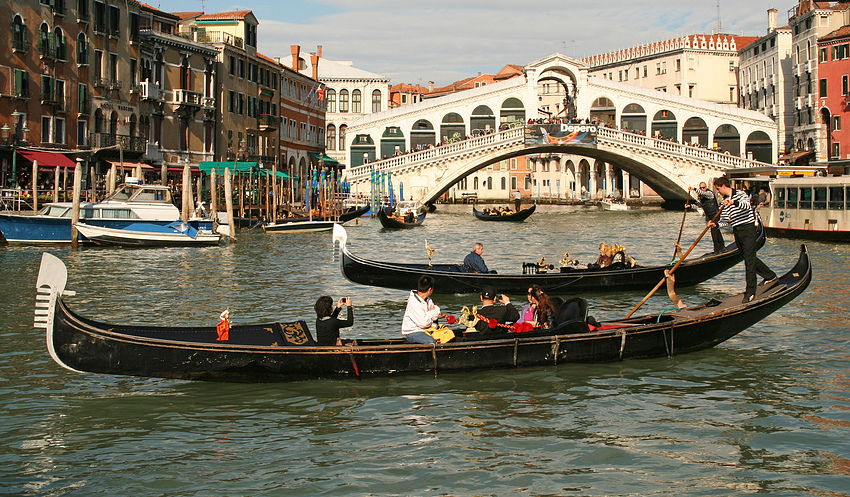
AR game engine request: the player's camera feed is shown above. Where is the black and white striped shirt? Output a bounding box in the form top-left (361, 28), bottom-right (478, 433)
top-left (719, 189), bottom-right (756, 227)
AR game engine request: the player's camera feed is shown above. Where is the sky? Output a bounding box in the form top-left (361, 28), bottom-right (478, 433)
top-left (154, 0), bottom-right (781, 86)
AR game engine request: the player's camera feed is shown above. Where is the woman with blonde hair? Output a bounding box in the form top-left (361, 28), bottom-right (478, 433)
top-left (595, 242), bottom-right (613, 268)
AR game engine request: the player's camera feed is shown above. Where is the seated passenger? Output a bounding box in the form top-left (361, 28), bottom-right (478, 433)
top-left (594, 243), bottom-right (613, 268)
top-left (475, 287), bottom-right (519, 334)
top-left (314, 296), bottom-right (354, 346)
top-left (528, 286), bottom-right (556, 328)
top-left (404, 210), bottom-right (415, 223)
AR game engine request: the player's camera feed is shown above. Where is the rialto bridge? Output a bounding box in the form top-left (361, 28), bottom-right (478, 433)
top-left (340, 53), bottom-right (778, 205)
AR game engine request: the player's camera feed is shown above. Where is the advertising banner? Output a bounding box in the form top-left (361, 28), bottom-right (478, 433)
top-left (525, 124), bottom-right (598, 146)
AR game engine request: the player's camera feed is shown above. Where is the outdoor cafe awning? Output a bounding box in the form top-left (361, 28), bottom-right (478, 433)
top-left (17, 150), bottom-right (76, 170)
top-left (106, 160), bottom-right (155, 171)
top-left (309, 153), bottom-right (339, 166)
top-left (198, 161), bottom-right (258, 174)
top-left (261, 169), bottom-right (299, 180)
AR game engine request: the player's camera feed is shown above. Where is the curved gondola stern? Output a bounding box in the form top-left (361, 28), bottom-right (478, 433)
top-left (332, 224), bottom-right (354, 283)
top-left (35, 253), bottom-right (84, 374)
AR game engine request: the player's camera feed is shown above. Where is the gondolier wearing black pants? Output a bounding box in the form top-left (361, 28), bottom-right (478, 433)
top-left (687, 182), bottom-right (725, 254)
top-left (709, 177), bottom-right (777, 303)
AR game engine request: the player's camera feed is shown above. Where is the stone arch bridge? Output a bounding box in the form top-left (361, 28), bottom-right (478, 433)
top-left (341, 53), bottom-right (777, 204)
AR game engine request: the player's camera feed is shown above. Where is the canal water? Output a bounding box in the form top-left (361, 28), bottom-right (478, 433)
top-left (1, 205), bottom-right (849, 496)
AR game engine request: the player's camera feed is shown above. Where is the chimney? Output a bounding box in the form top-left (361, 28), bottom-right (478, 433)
top-left (310, 53), bottom-right (319, 81)
top-left (317, 45), bottom-right (323, 58)
top-left (290, 45), bottom-right (300, 71)
top-left (768, 8), bottom-right (778, 33)
top-left (428, 81), bottom-right (434, 91)
top-left (274, 57), bottom-right (280, 65)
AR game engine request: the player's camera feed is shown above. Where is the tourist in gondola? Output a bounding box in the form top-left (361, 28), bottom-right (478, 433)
top-left (401, 276), bottom-right (441, 344)
top-left (709, 177), bottom-right (778, 303)
top-left (517, 285), bottom-right (540, 324)
top-left (592, 243), bottom-right (613, 268)
top-left (475, 287), bottom-right (520, 334)
top-left (463, 242), bottom-right (490, 273)
top-left (314, 296), bottom-right (354, 346)
top-left (528, 286), bottom-right (556, 328)
top-left (686, 182), bottom-right (725, 254)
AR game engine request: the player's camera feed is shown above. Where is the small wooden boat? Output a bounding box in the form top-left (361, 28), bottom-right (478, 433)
top-left (473, 203), bottom-right (536, 221)
top-left (262, 219), bottom-right (337, 233)
top-left (73, 222), bottom-right (221, 247)
top-left (333, 223), bottom-right (765, 294)
top-left (34, 246), bottom-right (811, 382)
top-left (262, 204), bottom-right (371, 233)
top-left (377, 206), bottom-right (425, 229)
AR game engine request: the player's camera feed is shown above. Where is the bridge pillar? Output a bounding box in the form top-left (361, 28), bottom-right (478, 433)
top-left (605, 164), bottom-right (613, 198)
top-left (622, 170), bottom-right (631, 199)
top-left (588, 162), bottom-right (595, 199)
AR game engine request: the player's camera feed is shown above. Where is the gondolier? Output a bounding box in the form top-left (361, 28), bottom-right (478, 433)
top-left (512, 190), bottom-right (522, 212)
top-left (709, 177), bottom-right (778, 303)
top-left (686, 182), bottom-right (725, 254)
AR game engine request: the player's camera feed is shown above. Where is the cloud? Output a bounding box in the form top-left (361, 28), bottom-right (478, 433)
top-left (159, 0), bottom-right (773, 85)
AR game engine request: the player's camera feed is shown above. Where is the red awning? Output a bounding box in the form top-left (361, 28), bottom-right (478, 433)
top-left (17, 150), bottom-right (77, 169)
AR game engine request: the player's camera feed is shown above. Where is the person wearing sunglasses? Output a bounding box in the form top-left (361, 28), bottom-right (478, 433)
top-left (686, 181), bottom-right (725, 254)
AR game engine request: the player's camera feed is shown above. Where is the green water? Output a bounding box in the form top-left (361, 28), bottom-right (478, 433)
top-left (2, 206), bottom-right (848, 496)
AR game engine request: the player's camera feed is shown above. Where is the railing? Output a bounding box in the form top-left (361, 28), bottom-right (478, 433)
top-left (12, 36), bottom-right (28, 53)
top-left (90, 133), bottom-right (147, 152)
top-left (188, 30), bottom-right (243, 49)
top-left (172, 89), bottom-right (202, 106)
top-left (346, 124), bottom-right (772, 184)
top-left (258, 114), bottom-right (279, 130)
top-left (140, 81), bottom-right (161, 100)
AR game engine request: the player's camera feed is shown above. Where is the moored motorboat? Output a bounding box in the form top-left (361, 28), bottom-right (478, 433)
top-left (0, 182), bottom-right (214, 244)
top-left (73, 221), bottom-right (221, 246)
top-left (377, 205), bottom-right (425, 228)
top-left (34, 245), bottom-right (811, 382)
top-left (333, 223), bottom-right (765, 294)
top-left (472, 203), bottom-right (536, 221)
top-left (601, 198), bottom-right (628, 211)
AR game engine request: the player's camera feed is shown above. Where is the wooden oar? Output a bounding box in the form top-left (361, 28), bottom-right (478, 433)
top-left (624, 207), bottom-right (724, 319)
top-left (673, 205), bottom-right (688, 259)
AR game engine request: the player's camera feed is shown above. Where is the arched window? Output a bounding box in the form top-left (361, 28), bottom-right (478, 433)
top-left (326, 89), bottom-right (336, 113)
top-left (501, 177), bottom-right (507, 189)
top-left (473, 177), bottom-right (479, 189)
top-left (77, 32), bottom-right (88, 65)
top-left (339, 89), bottom-right (349, 113)
top-left (39, 23), bottom-right (50, 57)
top-left (13, 16), bottom-right (26, 52)
top-left (352, 89), bottom-right (362, 113)
top-left (327, 124), bottom-right (336, 151)
top-left (372, 89), bottom-right (382, 113)
top-left (339, 125), bottom-right (347, 151)
top-left (54, 27), bottom-right (66, 60)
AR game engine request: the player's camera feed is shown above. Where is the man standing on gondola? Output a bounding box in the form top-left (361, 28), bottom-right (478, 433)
top-left (686, 181), bottom-right (725, 254)
top-left (709, 177), bottom-right (777, 303)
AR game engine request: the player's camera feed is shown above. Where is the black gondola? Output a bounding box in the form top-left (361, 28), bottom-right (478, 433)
top-left (262, 204), bottom-right (371, 233)
top-left (473, 203), bottom-right (536, 221)
top-left (377, 206), bottom-right (426, 229)
top-left (333, 223), bottom-right (766, 294)
top-left (35, 246), bottom-right (810, 382)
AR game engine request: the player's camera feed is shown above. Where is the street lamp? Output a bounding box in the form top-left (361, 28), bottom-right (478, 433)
top-left (3, 111), bottom-right (28, 188)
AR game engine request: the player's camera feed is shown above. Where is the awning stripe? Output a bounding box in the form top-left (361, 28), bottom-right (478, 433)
top-left (17, 150), bottom-right (76, 169)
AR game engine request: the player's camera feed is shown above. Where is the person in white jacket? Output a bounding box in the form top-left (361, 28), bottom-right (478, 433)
top-left (401, 276), bottom-right (441, 344)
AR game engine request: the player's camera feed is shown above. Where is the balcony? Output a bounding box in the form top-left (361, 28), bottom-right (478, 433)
top-left (90, 133), bottom-right (147, 152)
top-left (202, 97), bottom-right (215, 109)
top-left (77, 11), bottom-right (89, 24)
top-left (172, 89), bottom-right (202, 107)
top-left (128, 84), bottom-right (141, 95)
top-left (13, 88), bottom-right (31, 100)
top-left (12, 36), bottom-right (27, 53)
top-left (258, 114), bottom-right (279, 131)
top-left (140, 81), bottom-right (161, 101)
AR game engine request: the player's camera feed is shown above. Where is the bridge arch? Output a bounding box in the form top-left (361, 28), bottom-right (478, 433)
top-left (500, 97), bottom-right (525, 127)
top-left (712, 124), bottom-right (740, 155)
top-left (682, 117), bottom-right (709, 146)
top-left (380, 126), bottom-right (405, 158)
top-left (651, 109), bottom-right (678, 140)
top-left (620, 103), bottom-right (647, 133)
top-left (746, 130), bottom-right (773, 163)
top-left (440, 112), bottom-right (465, 143)
top-left (471, 105), bottom-right (496, 134)
top-left (410, 119), bottom-right (435, 150)
top-left (590, 97), bottom-right (616, 126)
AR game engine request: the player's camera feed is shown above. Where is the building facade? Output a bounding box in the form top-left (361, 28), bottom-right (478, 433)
top-left (280, 48), bottom-right (389, 167)
top-left (738, 9), bottom-right (795, 156)
top-left (787, 0), bottom-right (850, 161)
top-left (583, 34), bottom-right (758, 105)
top-left (817, 25), bottom-right (850, 160)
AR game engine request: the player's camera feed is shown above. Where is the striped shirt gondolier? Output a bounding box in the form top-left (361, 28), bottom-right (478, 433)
top-left (719, 189), bottom-right (756, 228)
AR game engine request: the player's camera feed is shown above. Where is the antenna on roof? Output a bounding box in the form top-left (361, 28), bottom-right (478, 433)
top-left (200, 0), bottom-right (206, 13)
top-left (716, 0), bottom-right (721, 34)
